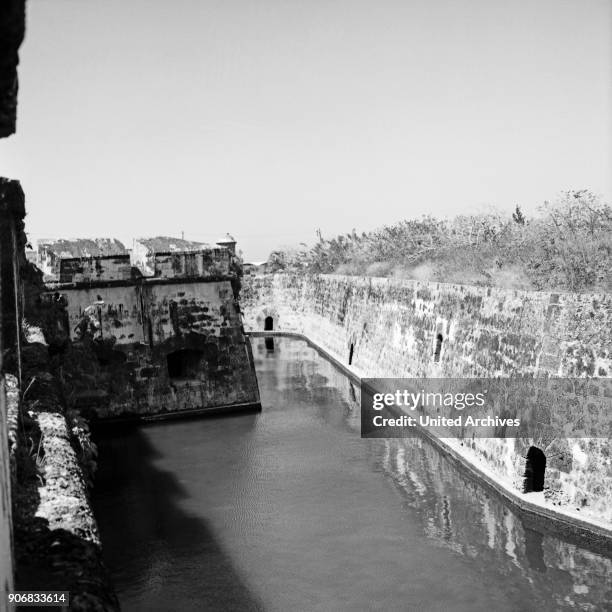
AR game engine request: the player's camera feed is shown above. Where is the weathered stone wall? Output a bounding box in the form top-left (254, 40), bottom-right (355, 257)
top-left (11, 335), bottom-right (119, 609)
top-left (60, 284), bottom-right (143, 345)
top-left (59, 255), bottom-right (133, 284)
top-left (149, 249), bottom-right (232, 279)
top-left (0, 178), bottom-right (25, 601)
top-left (131, 241), bottom-right (231, 279)
top-left (242, 273), bottom-right (612, 525)
top-left (49, 278), bottom-right (260, 419)
top-left (243, 274), bottom-right (611, 378)
top-left (38, 239), bottom-right (128, 282)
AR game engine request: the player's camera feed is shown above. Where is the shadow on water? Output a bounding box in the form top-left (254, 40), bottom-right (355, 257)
top-left (91, 424), bottom-right (264, 612)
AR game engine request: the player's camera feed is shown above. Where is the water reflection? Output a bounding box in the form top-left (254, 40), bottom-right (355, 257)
top-left (271, 338), bottom-right (612, 611)
top-left (93, 337), bottom-right (612, 612)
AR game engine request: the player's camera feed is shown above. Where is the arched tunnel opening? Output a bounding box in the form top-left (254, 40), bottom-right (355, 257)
top-left (264, 316), bottom-right (274, 331)
top-left (523, 446), bottom-right (546, 493)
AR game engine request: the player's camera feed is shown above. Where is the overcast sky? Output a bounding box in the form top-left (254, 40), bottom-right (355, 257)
top-left (1, 0), bottom-right (611, 260)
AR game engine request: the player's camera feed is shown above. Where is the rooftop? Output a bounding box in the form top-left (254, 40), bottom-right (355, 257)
top-left (135, 236), bottom-right (212, 252)
top-left (38, 238), bottom-right (128, 258)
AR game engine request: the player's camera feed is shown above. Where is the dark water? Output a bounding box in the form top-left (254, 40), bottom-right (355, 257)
top-left (92, 338), bottom-right (612, 612)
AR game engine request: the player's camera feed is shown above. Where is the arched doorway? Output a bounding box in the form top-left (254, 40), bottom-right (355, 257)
top-left (264, 316), bottom-right (274, 331)
top-left (523, 446), bottom-right (546, 493)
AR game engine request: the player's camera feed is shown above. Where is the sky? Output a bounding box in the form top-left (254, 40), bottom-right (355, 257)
top-left (1, 0), bottom-right (611, 261)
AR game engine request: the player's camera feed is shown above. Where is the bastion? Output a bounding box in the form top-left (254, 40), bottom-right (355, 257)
top-left (40, 245), bottom-right (261, 421)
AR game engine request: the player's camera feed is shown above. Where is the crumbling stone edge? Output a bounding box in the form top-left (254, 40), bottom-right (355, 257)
top-left (248, 330), bottom-right (612, 553)
top-left (8, 332), bottom-right (120, 611)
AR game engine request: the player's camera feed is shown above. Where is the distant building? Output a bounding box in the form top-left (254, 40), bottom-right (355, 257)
top-left (37, 238), bottom-right (128, 281)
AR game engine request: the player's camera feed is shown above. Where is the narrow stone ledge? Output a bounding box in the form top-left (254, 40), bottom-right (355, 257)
top-left (35, 412), bottom-right (100, 546)
top-left (12, 337), bottom-right (119, 611)
top-left (6, 374), bottom-right (20, 483)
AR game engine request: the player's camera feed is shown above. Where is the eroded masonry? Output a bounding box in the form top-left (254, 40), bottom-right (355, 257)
top-left (242, 273), bottom-right (612, 532)
top-left (37, 236), bottom-right (260, 421)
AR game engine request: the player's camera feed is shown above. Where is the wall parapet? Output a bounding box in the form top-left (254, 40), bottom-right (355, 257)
top-left (11, 335), bottom-right (119, 609)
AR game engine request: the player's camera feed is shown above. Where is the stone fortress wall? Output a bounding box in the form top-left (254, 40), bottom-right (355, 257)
top-left (48, 277), bottom-right (260, 419)
top-left (37, 235), bottom-right (259, 421)
top-left (241, 273), bottom-right (612, 529)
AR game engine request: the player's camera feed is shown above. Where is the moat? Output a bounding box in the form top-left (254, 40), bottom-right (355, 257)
top-left (92, 337), bottom-right (612, 611)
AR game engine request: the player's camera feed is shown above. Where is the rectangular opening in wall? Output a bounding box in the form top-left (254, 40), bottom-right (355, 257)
top-left (434, 334), bottom-right (443, 362)
top-left (167, 349), bottom-right (204, 380)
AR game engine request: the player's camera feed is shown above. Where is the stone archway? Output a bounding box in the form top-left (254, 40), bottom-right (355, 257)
top-left (257, 308), bottom-right (280, 332)
top-left (523, 446), bottom-right (546, 493)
